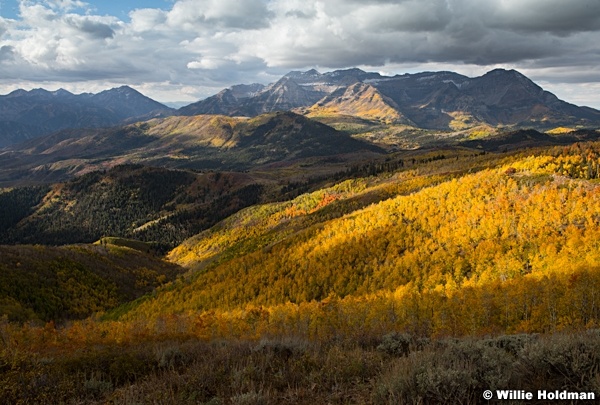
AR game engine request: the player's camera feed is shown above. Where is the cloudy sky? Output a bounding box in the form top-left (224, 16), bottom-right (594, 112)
top-left (1, 0), bottom-right (600, 108)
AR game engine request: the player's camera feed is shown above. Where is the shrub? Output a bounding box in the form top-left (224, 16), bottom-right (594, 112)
top-left (84, 375), bottom-right (113, 398)
top-left (374, 339), bottom-right (514, 404)
top-left (377, 332), bottom-right (413, 356)
top-left (518, 333), bottom-right (600, 392)
top-left (155, 345), bottom-right (186, 370)
top-left (230, 390), bottom-right (268, 405)
top-left (253, 336), bottom-right (309, 359)
top-left (376, 332), bottom-right (430, 356)
top-left (484, 333), bottom-right (538, 355)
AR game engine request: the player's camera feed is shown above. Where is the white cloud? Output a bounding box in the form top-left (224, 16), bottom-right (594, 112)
top-left (0, 0), bottom-right (600, 107)
top-left (0, 18), bottom-right (9, 38)
top-left (165, 0), bottom-right (270, 31)
top-left (129, 8), bottom-right (167, 33)
top-left (187, 58), bottom-right (223, 69)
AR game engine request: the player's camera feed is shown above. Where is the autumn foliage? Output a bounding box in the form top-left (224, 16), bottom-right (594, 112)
top-left (3, 141), bottom-right (600, 403)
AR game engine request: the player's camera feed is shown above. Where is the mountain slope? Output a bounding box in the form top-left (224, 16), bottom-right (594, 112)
top-left (0, 112), bottom-right (384, 185)
top-left (0, 86), bottom-right (173, 147)
top-left (139, 111), bottom-right (384, 167)
top-left (374, 69), bottom-right (600, 129)
top-left (304, 82), bottom-right (414, 124)
top-left (447, 69), bottom-right (600, 127)
top-left (178, 68), bottom-right (382, 117)
top-left (239, 77), bottom-right (327, 115)
top-left (114, 142), bottom-right (600, 335)
top-left (0, 243), bottom-right (184, 323)
top-left (178, 83), bottom-right (265, 116)
top-left (89, 85), bottom-right (173, 122)
top-left (0, 165), bottom-right (263, 249)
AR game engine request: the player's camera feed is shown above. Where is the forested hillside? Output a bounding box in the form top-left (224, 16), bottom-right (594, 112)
top-left (111, 141), bottom-right (600, 337)
top-left (0, 165), bottom-right (264, 250)
top-left (3, 140), bottom-right (600, 403)
top-left (0, 112), bottom-right (383, 186)
top-left (0, 244), bottom-right (183, 323)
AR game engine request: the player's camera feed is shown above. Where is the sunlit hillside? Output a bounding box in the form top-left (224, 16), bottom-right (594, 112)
top-left (4, 0), bottom-right (600, 400)
top-left (3, 141), bottom-right (600, 404)
top-left (304, 82), bottom-right (412, 125)
top-left (102, 142), bottom-right (600, 338)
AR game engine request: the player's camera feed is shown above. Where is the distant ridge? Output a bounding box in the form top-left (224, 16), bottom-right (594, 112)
top-left (0, 111), bottom-right (384, 185)
top-left (0, 86), bottom-right (173, 147)
top-left (179, 83), bottom-right (265, 116)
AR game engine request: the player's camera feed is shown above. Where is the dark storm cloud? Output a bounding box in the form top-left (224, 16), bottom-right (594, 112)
top-left (243, 0), bottom-right (600, 69)
top-left (357, 0), bottom-right (453, 33)
top-left (67, 17), bottom-right (115, 39)
top-left (487, 0), bottom-right (600, 35)
top-left (0, 45), bottom-right (15, 62)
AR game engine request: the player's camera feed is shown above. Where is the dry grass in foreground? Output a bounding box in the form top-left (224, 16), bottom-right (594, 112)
top-left (2, 329), bottom-right (600, 404)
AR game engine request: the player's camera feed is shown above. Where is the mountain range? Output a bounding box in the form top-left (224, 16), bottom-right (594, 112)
top-left (0, 85), bottom-right (173, 147)
top-left (2, 68), bottom-right (600, 150)
top-left (180, 68), bottom-right (600, 130)
top-left (2, 67), bottom-right (600, 186)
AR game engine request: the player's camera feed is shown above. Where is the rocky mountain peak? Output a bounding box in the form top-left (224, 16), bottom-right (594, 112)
top-left (285, 69), bottom-right (322, 80)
